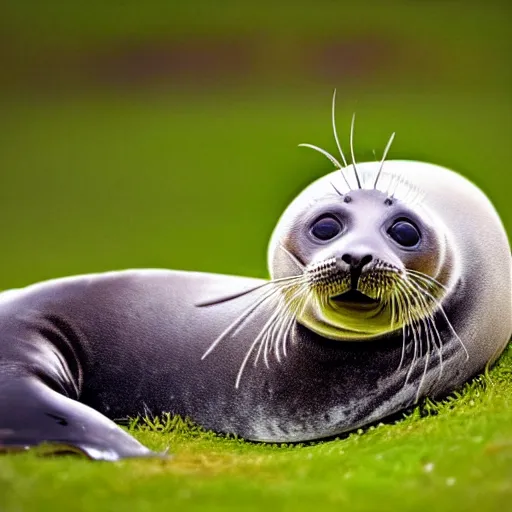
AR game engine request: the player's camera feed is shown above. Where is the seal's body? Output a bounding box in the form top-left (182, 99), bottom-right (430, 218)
top-left (0, 159), bottom-right (510, 461)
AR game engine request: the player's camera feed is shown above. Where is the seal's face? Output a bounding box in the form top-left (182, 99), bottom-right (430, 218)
top-left (271, 178), bottom-right (454, 341)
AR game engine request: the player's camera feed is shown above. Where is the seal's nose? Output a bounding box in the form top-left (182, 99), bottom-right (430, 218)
top-left (339, 253), bottom-right (373, 290)
top-left (341, 253), bottom-right (373, 270)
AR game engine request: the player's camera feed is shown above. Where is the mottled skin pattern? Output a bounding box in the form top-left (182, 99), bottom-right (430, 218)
top-left (0, 160), bottom-right (510, 460)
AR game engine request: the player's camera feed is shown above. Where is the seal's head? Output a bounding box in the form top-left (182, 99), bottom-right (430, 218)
top-left (267, 93), bottom-right (459, 342)
top-left (268, 167), bottom-right (458, 341)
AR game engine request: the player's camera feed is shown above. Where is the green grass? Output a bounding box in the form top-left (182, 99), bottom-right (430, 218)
top-left (1, 344), bottom-right (511, 512)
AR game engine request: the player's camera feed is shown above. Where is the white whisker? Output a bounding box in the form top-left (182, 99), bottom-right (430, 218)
top-left (331, 89), bottom-right (349, 168)
top-left (298, 144), bottom-right (344, 171)
top-left (201, 277), bottom-right (303, 359)
top-left (240, 283), bottom-right (309, 384)
top-left (236, 293), bottom-right (296, 387)
top-left (349, 113), bottom-right (362, 189)
top-left (405, 269), bottom-right (448, 292)
top-left (272, 285), bottom-right (307, 362)
top-left (392, 286), bottom-right (408, 371)
top-left (235, 330), bottom-right (269, 389)
top-left (404, 279), bottom-right (444, 399)
top-left (395, 280), bottom-right (421, 384)
top-left (373, 132), bottom-right (395, 190)
top-left (407, 276), bottom-right (469, 360)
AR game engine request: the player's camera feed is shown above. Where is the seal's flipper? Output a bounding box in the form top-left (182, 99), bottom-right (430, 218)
top-left (0, 375), bottom-right (161, 461)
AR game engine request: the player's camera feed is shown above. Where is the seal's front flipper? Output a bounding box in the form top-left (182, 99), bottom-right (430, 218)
top-left (0, 375), bottom-right (164, 461)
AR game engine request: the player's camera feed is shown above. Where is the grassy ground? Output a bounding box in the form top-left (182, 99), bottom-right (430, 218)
top-left (1, 344), bottom-right (511, 512)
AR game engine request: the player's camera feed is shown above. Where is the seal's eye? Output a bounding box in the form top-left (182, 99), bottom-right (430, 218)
top-left (310, 216), bottom-right (342, 241)
top-left (387, 219), bottom-right (421, 247)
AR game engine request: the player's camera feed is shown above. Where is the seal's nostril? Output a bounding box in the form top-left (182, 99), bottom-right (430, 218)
top-left (341, 254), bottom-right (352, 265)
top-left (360, 255), bottom-right (373, 267)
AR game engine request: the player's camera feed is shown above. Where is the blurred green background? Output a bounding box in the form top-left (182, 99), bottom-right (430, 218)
top-left (0, 0), bottom-right (510, 289)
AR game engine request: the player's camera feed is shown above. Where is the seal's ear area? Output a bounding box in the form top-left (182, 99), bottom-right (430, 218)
top-left (0, 375), bottom-right (161, 461)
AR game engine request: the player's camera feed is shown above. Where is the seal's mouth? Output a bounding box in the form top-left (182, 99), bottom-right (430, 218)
top-left (330, 289), bottom-right (379, 306)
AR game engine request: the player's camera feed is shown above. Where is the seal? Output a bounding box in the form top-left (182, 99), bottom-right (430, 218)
top-left (1, 94), bottom-right (510, 461)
